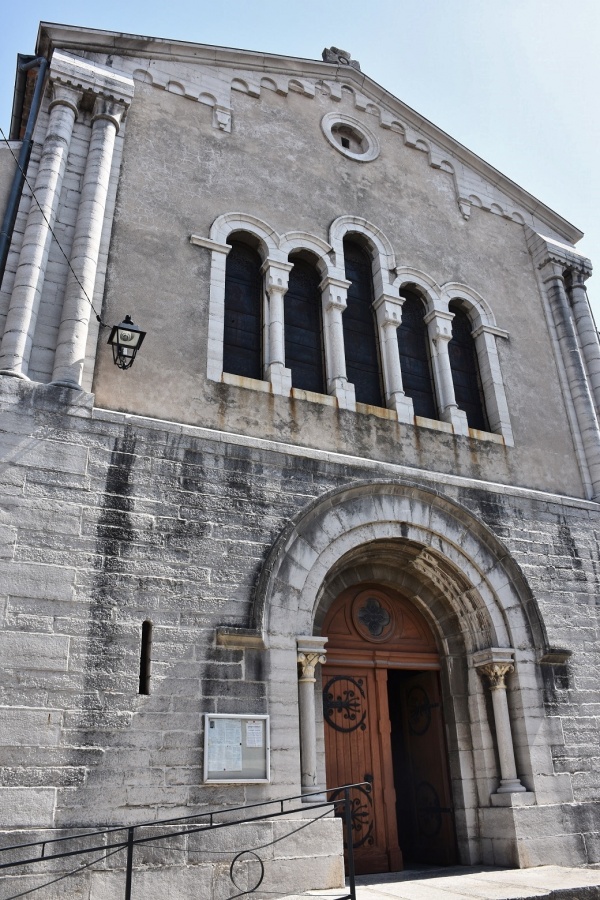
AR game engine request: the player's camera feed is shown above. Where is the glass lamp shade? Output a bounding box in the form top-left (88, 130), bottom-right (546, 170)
top-left (107, 315), bottom-right (146, 370)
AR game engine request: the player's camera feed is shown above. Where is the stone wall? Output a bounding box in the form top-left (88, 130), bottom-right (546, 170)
top-left (89, 73), bottom-right (583, 497)
top-left (0, 143), bottom-right (18, 227)
top-left (0, 378), bottom-right (599, 878)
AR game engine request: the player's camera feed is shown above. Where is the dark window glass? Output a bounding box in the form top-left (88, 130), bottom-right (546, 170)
top-left (448, 304), bottom-right (489, 431)
top-left (397, 291), bottom-right (438, 420)
top-left (343, 239), bottom-right (385, 407)
top-left (139, 620), bottom-right (152, 695)
top-left (285, 257), bottom-right (325, 394)
top-left (223, 240), bottom-right (262, 380)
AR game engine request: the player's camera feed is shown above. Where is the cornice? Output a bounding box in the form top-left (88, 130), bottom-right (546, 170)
top-left (525, 227), bottom-right (593, 277)
top-left (36, 22), bottom-right (583, 246)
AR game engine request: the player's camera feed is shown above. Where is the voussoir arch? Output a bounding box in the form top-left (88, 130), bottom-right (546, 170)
top-left (441, 281), bottom-right (498, 329)
top-left (253, 479), bottom-right (547, 658)
top-left (329, 216), bottom-right (397, 292)
top-left (279, 231), bottom-right (333, 277)
top-left (210, 212), bottom-right (285, 263)
top-left (393, 266), bottom-right (442, 312)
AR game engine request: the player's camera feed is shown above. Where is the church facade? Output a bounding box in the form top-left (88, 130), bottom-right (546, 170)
top-left (0, 22), bottom-right (599, 898)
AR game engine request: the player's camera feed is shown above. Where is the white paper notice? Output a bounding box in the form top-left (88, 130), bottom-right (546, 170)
top-left (208, 718), bottom-right (242, 772)
top-left (246, 720), bottom-right (263, 748)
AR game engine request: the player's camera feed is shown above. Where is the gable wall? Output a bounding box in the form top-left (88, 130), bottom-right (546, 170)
top-left (92, 69), bottom-right (582, 497)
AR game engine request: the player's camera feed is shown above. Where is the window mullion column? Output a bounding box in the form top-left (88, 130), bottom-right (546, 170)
top-left (472, 324), bottom-right (513, 444)
top-left (373, 292), bottom-right (414, 423)
top-left (424, 309), bottom-right (469, 435)
top-left (320, 275), bottom-right (356, 410)
top-left (262, 259), bottom-right (293, 395)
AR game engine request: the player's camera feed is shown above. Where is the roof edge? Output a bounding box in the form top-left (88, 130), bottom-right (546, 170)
top-left (35, 22), bottom-right (584, 246)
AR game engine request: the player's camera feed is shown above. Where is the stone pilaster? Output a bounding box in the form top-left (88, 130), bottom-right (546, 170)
top-left (297, 636), bottom-right (327, 796)
top-left (0, 83), bottom-right (82, 378)
top-left (541, 262), bottom-right (600, 498)
top-left (52, 99), bottom-right (126, 388)
top-left (566, 266), bottom-right (600, 416)
top-left (527, 229), bottom-right (600, 498)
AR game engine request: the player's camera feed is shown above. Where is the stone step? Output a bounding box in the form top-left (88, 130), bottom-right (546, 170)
top-left (277, 865), bottom-right (600, 900)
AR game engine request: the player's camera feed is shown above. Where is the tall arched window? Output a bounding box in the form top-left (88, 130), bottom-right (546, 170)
top-left (284, 255), bottom-right (325, 394)
top-left (448, 302), bottom-right (489, 431)
top-left (397, 290), bottom-right (437, 420)
top-left (343, 238), bottom-right (384, 407)
top-left (223, 239), bottom-right (263, 380)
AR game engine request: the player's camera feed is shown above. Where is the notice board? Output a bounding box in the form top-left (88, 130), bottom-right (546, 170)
top-left (203, 714), bottom-right (270, 783)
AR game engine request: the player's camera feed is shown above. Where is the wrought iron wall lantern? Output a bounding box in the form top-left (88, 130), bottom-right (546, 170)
top-left (106, 315), bottom-right (146, 370)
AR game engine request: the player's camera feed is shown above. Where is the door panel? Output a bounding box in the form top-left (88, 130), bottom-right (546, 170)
top-left (322, 665), bottom-right (402, 874)
top-left (322, 583), bottom-right (456, 874)
top-left (393, 671), bottom-right (457, 865)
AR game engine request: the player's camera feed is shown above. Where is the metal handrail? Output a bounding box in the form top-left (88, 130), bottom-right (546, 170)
top-left (0, 781), bottom-right (369, 900)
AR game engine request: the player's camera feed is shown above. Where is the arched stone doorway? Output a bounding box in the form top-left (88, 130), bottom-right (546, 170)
top-left (252, 481), bottom-right (560, 867)
top-left (321, 582), bottom-right (456, 874)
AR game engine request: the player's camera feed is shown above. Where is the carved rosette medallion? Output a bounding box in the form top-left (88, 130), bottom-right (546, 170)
top-left (351, 589), bottom-right (397, 643)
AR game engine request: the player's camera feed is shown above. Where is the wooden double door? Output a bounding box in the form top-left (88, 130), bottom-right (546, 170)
top-left (322, 584), bottom-right (457, 874)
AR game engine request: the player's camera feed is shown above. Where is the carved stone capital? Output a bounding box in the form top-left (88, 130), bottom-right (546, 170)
top-left (373, 293), bottom-right (404, 329)
top-left (479, 661), bottom-right (514, 690)
top-left (297, 651), bottom-right (327, 682)
top-left (424, 308), bottom-right (454, 342)
top-left (296, 636), bottom-right (328, 683)
top-left (473, 647), bottom-right (515, 690)
top-left (92, 97), bottom-right (126, 133)
top-left (261, 258), bottom-right (293, 294)
top-left (320, 276), bottom-right (350, 312)
top-left (48, 83), bottom-right (83, 117)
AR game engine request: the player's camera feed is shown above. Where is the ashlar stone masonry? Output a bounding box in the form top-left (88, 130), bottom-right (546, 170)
top-left (0, 22), bottom-right (599, 900)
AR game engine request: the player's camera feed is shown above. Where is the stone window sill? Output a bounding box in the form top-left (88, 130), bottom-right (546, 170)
top-left (219, 372), bottom-right (506, 444)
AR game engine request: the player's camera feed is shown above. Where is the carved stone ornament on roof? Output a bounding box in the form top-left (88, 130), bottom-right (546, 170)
top-left (322, 47), bottom-right (361, 71)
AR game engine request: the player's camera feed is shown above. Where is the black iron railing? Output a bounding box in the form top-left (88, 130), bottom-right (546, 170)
top-left (0, 782), bottom-right (369, 900)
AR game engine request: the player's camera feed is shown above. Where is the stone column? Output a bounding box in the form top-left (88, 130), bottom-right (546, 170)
top-left (51, 98), bottom-right (125, 388)
top-left (0, 83), bottom-right (82, 378)
top-left (297, 636), bottom-right (327, 797)
top-left (373, 292), bottom-right (414, 423)
top-left (471, 324), bottom-right (514, 444)
top-left (567, 267), bottom-right (600, 416)
top-left (262, 259), bottom-right (292, 395)
top-left (474, 648), bottom-right (526, 794)
top-left (425, 309), bottom-right (469, 435)
top-left (320, 275), bottom-right (355, 410)
top-left (541, 261), bottom-right (600, 498)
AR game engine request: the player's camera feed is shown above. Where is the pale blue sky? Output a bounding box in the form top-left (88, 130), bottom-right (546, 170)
top-left (2, 0), bottom-right (599, 313)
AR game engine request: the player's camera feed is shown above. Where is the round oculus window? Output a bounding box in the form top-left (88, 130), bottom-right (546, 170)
top-left (321, 113), bottom-right (380, 162)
